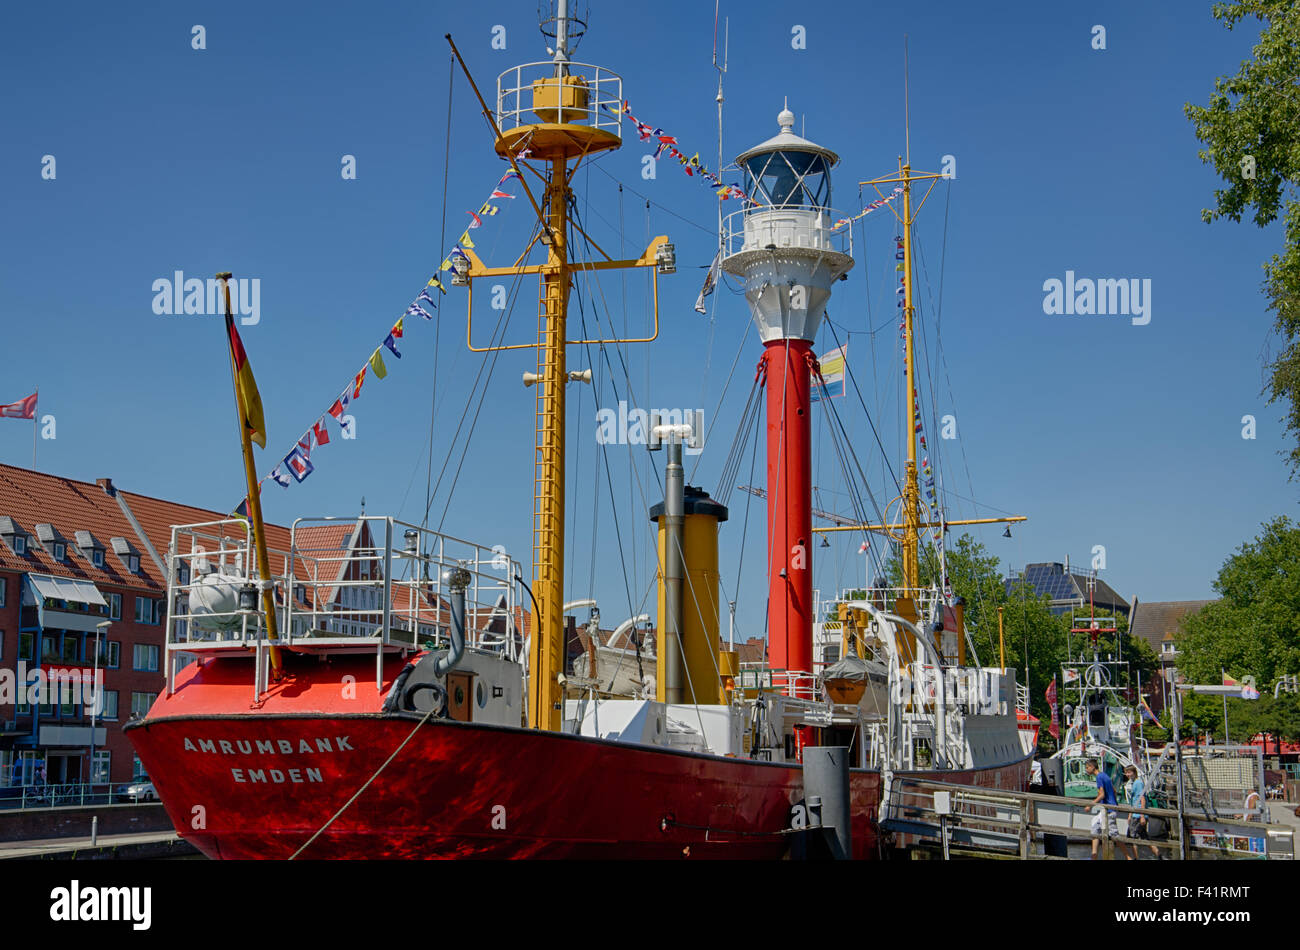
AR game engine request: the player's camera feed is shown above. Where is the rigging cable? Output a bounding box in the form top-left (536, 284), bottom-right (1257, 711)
top-left (422, 53), bottom-right (455, 533)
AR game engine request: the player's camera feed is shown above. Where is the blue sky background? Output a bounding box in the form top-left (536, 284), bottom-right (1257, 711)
top-left (0, 1), bottom-right (1287, 641)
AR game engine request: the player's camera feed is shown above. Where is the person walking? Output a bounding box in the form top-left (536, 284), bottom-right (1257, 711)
top-left (1122, 764), bottom-right (1161, 859)
top-left (1086, 758), bottom-right (1118, 859)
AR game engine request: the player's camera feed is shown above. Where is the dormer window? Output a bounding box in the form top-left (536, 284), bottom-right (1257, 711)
top-left (52, 542), bottom-right (65, 561)
top-left (111, 536), bottom-right (142, 574)
top-left (76, 530), bottom-right (105, 568)
top-left (0, 516), bottom-right (28, 556)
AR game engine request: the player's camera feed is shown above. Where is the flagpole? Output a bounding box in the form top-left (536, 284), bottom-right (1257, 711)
top-left (1222, 668), bottom-right (1230, 745)
top-left (1137, 668), bottom-right (1145, 750)
top-left (219, 273), bottom-right (283, 679)
top-left (31, 388), bottom-right (37, 469)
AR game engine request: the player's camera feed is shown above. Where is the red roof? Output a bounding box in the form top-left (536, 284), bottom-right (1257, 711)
top-left (0, 465), bottom-right (166, 592)
top-left (0, 463), bottom-right (299, 595)
top-left (0, 464), bottom-right (535, 635)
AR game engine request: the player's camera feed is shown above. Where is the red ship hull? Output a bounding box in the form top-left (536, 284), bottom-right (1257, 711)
top-left (125, 656), bottom-right (1031, 859)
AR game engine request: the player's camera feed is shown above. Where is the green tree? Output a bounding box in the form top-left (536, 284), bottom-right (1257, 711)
top-left (1176, 515), bottom-right (1300, 688)
top-left (1180, 691), bottom-right (1300, 744)
top-left (1186, 3), bottom-right (1300, 470)
top-left (884, 535), bottom-right (1072, 738)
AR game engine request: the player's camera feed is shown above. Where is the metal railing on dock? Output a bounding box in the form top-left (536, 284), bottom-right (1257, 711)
top-left (0, 783), bottom-right (118, 810)
top-left (884, 777), bottom-right (1294, 860)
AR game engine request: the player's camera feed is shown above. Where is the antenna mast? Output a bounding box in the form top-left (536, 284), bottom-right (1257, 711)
top-left (713, 2), bottom-right (728, 250)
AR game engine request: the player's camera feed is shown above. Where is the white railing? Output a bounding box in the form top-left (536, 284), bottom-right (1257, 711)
top-left (722, 206), bottom-right (854, 260)
top-left (163, 517), bottom-right (526, 694)
top-left (735, 664), bottom-right (819, 701)
top-left (0, 783), bottom-right (117, 810)
top-left (496, 61), bottom-right (623, 137)
top-left (288, 516), bottom-right (524, 658)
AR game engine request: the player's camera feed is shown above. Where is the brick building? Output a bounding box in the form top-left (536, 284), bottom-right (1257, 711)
top-left (0, 465), bottom-right (527, 791)
top-left (0, 465), bottom-right (285, 788)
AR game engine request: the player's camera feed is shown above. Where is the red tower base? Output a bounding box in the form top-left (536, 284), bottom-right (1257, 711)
top-left (763, 338), bottom-right (813, 681)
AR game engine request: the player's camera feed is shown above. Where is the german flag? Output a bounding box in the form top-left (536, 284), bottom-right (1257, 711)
top-left (225, 313), bottom-right (266, 448)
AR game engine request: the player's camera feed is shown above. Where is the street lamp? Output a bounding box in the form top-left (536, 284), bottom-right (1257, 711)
top-left (90, 620), bottom-right (110, 797)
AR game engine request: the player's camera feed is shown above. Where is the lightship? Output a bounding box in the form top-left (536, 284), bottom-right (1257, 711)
top-left (126, 1), bottom-right (1032, 859)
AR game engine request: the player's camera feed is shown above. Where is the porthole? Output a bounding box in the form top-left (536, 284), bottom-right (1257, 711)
top-left (476, 681), bottom-right (487, 708)
top-left (455, 685), bottom-right (466, 707)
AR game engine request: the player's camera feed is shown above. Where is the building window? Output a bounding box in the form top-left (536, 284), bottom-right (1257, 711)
top-left (99, 690), bottom-right (118, 720)
top-left (135, 597), bottom-right (160, 625)
top-left (52, 542), bottom-right (65, 561)
top-left (18, 633), bottom-right (33, 660)
top-left (41, 637), bottom-right (58, 661)
top-left (0, 577), bottom-right (5, 607)
top-left (108, 593), bottom-right (121, 620)
top-left (91, 751), bottom-right (110, 785)
top-left (132, 643), bottom-right (160, 672)
top-left (130, 692), bottom-right (157, 719)
top-left (1161, 642), bottom-right (1176, 655)
top-left (91, 549), bottom-right (104, 569)
top-left (128, 555), bottom-right (140, 574)
top-left (96, 639), bottom-right (120, 669)
top-left (61, 636), bottom-right (79, 664)
top-left (132, 755), bottom-right (145, 780)
top-left (12, 536), bottom-right (25, 556)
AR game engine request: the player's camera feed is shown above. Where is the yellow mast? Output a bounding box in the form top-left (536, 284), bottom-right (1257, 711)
top-left (447, 22), bottom-right (671, 730)
top-left (532, 153), bottom-right (570, 732)
top-left (855, 78), bottom-right (1023, 644)
top-left (859, 161), bottom-right (946, 593)
top-left (900, 161), bottom-right (920, 592)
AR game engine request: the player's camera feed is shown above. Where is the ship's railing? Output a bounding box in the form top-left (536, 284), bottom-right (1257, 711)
top-left (819, 586), bottom-right (946, 633)
top-left (286, 516), bottom-right (525, 660)
top-left (165, 518), bottom-right (276, 654)
top-left (495, 61), bottom-right (622, 137)
top-left (721, 206), bottom-right (854, 261)
top-left (163, 517), bottom-right (526, 694)
top-left (735, 664), bottom-right (819, 701)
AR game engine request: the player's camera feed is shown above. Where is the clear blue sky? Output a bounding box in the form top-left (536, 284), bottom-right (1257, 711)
top-left (0, 1), bottom-right (1286, 641)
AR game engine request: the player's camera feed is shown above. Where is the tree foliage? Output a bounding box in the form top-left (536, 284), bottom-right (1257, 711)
top-left (1186, 2), bottom-right (1300, 470)
top-left (1181, 691), bottom-right (1300, 743)
top-left (879, 534), bottom-right (1154, 750)
top-left (1176, 515), bottom-right (1300, 689)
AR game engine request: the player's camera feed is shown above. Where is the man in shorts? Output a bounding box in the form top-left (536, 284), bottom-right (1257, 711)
top-left (1086, 758), bottom-right (1118, 859)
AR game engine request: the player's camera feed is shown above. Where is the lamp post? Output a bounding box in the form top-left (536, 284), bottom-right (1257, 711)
top-left (90, 620), bottom-right (110, 800)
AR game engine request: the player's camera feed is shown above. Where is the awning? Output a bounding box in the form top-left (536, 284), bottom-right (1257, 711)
top-left (41, 610), bottom-right (109, 633)
top-left (26, 574), bottom-right (107, 607)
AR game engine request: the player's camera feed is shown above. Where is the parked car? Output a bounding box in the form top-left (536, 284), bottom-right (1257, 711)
top-left (116, 778), bottom-right (157, 802)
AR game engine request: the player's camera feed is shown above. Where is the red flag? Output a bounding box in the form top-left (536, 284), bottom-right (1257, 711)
top-left (0, 392), bottom-right (37, 420)
top-left (313, 418), bottom-right (330, 446)
top-left (1046, 676), bottom-right (1060, 740)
